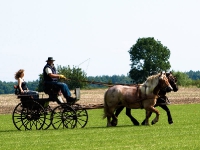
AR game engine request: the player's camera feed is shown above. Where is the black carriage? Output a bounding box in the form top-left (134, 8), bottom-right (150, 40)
top-left (12, 85), bottom-right (88, 130)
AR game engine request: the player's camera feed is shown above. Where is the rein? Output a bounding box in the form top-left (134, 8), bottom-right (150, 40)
top-left (66, 77), bottom-right (161, 109)
top-left (65, 78), bottom-right (137, 87)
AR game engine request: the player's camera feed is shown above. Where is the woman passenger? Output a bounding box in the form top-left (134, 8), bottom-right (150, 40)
top-left (15, 69), bottom-right (39, 99)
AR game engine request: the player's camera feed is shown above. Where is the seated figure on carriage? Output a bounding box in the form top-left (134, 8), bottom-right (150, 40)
top-left (43, 57), bottom-right (77, 104)
top-left (14, 69), bottom-right (39, 99)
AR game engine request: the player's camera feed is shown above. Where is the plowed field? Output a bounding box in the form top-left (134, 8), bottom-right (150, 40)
top-left (1, 87), bottom-right (200, 114)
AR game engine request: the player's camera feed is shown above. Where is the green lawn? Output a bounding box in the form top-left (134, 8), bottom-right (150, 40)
top-left (1, 104), bottom-right (200, 150)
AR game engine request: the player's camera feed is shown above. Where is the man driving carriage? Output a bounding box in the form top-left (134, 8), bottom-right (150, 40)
top-left (43, 57), bottom-right (76, 104)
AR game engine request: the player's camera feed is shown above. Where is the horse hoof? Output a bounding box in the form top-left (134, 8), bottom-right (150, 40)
top-left (134, 122), bottom-right (140, 126)
top-left (111, 120), bottom-right (117, 126)
top-left (111, 122), bottom-right (117, 126)
top-left (141, 122), bottom-right (150, 126)
top-left (151, 121), bottom-right (155, 125)
top-left (107, 124), bottom-right (113, 127)
top-left (169, 120), bottom-right (173, 124)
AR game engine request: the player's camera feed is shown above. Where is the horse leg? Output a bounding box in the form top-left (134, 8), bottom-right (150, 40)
top-left (143, 110), bottom-right (152, 125)
top-left (141, 111), bottom-right (152, 125)
top-left (159, 105), bottom-right (173, 124)
top-left (104, 107), bottom-right (114, 127)
top-left (114, 106), bottom-right (124, 117)
top-left (111, 114), bottom-right (118, 126)
top-left (144, 106), bottom-right (160, 125)
top-left (125, 108), bottom-right (140, 125)
top-left (113, 107), bottom-right (139, 126)
top-left (106, 116), bottom-right (112, 127)
top-left (150, 107), bottom-right (160, 125)
top-left (106, 108), bottom-right (116, 127)
top-left (112, 106), bottom-right (124, 126)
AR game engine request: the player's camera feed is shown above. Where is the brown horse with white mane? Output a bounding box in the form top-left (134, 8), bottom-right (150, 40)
top-left (103, 73), bottom-right (173, 127)
top-left (113, 72), bottom-right (178, 126)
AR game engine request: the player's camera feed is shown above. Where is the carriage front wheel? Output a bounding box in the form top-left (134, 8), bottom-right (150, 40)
top-left (72, 104), bottom-right (88, 128)
top-left (51, 104), bottom-right (77, 129)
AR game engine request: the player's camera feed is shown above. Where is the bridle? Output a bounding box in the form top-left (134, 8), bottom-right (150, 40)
top-left (154, 74), bottom-right (172, 94)
top-left (166, 73), bottom-right (178, 92)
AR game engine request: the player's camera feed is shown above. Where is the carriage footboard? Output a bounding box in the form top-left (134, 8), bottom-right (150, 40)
top-left (75, 88), bottom-right (80, 100)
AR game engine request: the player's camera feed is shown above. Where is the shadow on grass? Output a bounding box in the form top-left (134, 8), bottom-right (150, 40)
top-left (84, 124), bottom-right (146, 129)
top-left (0, 123), bottom-right (152, 133)
top-left (0, 129), bottom-right (22, 133)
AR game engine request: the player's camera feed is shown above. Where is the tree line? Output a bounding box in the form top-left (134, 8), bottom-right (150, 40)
top-left (0, 70), bottom-right (200, 94)
top-left (1, 37), bottom-right (200, 94)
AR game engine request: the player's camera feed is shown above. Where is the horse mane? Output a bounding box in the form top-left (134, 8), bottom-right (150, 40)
top-left (145, 73), bottom-right (160, 83)
top-left (143, 73), bottom-right (161, 91)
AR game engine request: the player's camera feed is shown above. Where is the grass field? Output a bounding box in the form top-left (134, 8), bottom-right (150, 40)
top-left (1, 103), bottom-right (200, 150)
top-left (1, 87), bottom-right (200, 149)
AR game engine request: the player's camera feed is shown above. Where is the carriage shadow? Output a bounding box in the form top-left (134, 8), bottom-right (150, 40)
top-left (0, 129), bottom-right (26, 133)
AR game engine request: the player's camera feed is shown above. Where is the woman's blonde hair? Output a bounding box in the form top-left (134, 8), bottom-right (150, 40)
top-left (15, 69), bottom-right (24, 80)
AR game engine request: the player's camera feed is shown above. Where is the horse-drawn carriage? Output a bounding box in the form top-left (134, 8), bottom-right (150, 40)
top-left (12, 72), bottom-right (178, 130)
top-left (12, 85), bottom-right (88, 130)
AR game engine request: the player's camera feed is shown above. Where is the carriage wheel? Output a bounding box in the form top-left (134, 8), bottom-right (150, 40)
top-left (12, 103), bottom-right (26, 130)
top-left (22, 100), bottom-right (46, 130)
top-left (21, 100), bottom-right (46, 130)
top-left (42, 105), bottom-right (53, 130)
top-left (72, 104), bottom-right (88, 128)
top-left (12, 101), bottom-right (46, 130)
top-left (51, 104), bottom-right (77, 129)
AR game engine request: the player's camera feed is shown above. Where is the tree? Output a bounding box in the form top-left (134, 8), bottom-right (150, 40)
top-left (37, 74), bottom-right (44, 92)
top-left (57, 65), bottom-right (88, 89)
top-left (173, 71), bottom-right (192, 86)
top-left (128, 37), bottom-right (171, 83)
top-left (186, 70), bottom-right (200, 80)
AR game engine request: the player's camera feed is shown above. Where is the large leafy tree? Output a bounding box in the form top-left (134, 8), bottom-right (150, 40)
top-left (128, 37), bottom-right (171, 83)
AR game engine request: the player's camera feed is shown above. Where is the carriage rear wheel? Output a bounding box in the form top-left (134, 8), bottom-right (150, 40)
top-left (51, 104), bottom-right (77, 129)
top-left (72, 104), bottom-right (88, 128)
top-left (12, 100), bottom-right (46, 130)
top-left (12, 103), bottom-right (25, 130)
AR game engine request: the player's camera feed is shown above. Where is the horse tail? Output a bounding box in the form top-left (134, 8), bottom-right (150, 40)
top-left (103, 90), bottom-right (109, 119)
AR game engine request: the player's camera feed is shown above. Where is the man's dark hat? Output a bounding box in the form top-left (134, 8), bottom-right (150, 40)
top-left (46, 57), bottom-right (55, 62)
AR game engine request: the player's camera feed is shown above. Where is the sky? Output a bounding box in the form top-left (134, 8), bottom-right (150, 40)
top-left (0, 0), bottom-right (200, 82)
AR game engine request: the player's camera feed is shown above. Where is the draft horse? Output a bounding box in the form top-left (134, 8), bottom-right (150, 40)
top-left (113, 72), bottom-right (178, 126)
top-left (103, 73), bottom-right (173, 127)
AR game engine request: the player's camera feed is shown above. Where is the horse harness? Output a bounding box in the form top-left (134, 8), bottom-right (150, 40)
top-left (135, 84), bottom-right (158, 109)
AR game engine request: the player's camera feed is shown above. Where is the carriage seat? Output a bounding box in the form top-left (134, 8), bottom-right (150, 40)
top-left (14, 85), bottom-right (20, 95)
top-left (43, 83), bottom-right (65, 104)
top-left (13, 85), bottom-right (33, 99)
top-left (43, 83), bottom-right (60, 96)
